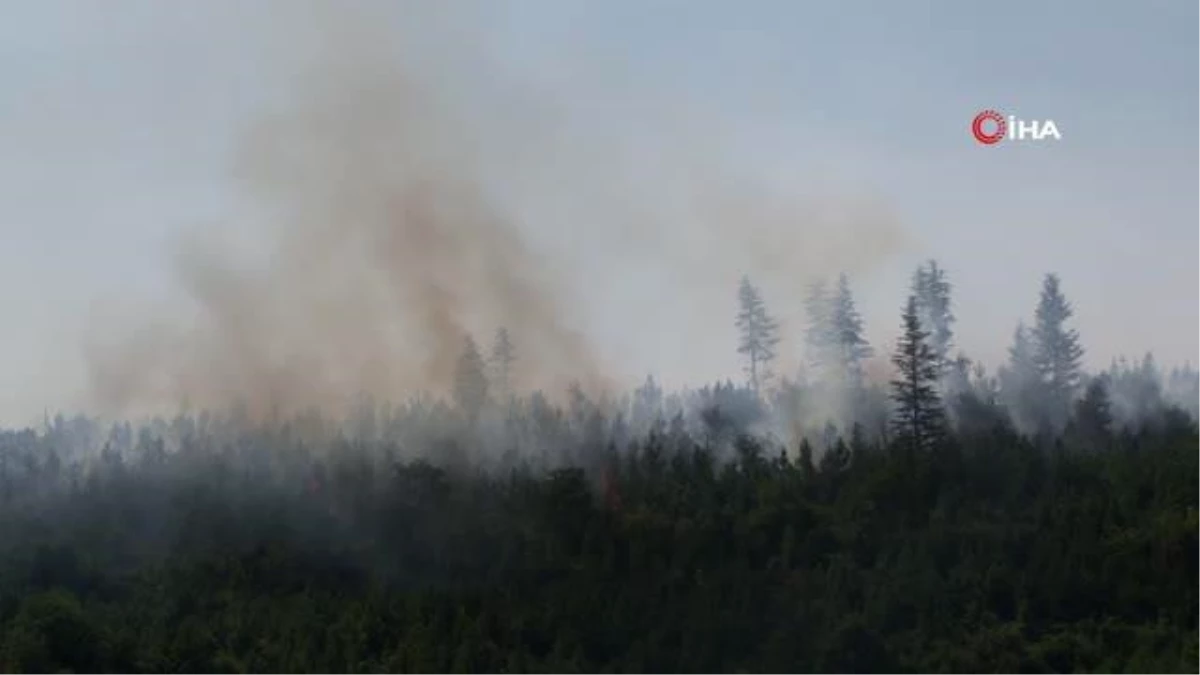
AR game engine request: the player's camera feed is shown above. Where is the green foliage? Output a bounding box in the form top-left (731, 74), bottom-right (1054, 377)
top-left (911, 259), bottom-right (955, 373)
top-left (891, 295), bottom-right (946, 455)
top-left (1, 590), bottom-right (106, 673)
top-left (0, 417), bottom-right (1195, 673)
top-left (1032, 273), bottom-right (1086, 429)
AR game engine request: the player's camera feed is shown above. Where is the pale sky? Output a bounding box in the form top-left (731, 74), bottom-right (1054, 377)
top-left (1, 0), bottom-right (1196, 424)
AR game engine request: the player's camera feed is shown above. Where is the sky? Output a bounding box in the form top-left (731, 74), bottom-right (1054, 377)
top-left (0, 0), bottom-right (1196, 424)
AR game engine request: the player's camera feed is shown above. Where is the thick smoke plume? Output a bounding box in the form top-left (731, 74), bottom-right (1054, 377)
top-left (83, 2), bottom-right (910, 420)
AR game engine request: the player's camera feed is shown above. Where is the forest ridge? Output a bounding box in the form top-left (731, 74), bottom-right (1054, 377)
top-left (0, 260), bottom-right (1196, 673)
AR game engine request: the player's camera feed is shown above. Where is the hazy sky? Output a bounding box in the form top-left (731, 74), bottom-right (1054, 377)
top-left (1, 0), bottom-right (1196, 424)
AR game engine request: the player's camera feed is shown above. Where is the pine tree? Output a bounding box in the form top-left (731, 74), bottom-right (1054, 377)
top-left (632, 374), bottom-right (663, 435)
top-left (1135, 352), bottom-right (1164, 416)
top-left (490, 327), bottom-right (516, 401)
top-left (735, 276), bottom-right (781, 395)
top-left (454, 334), bottom-right (489, 420)
top-left (830, 273), bottom-right (873, 393)
top-left (911, 260), bottom-right (955, 376)
top-left (849, 421), bottom-right (868, 458)
top-left (798, 437), bottom-right (816, 477)
top-left (999, 322), bottom-right (1045, 433)
top-left (804, 280), bottom-right (836, 379)
top-left (1071, 374), bottom-right (1113, 448)
top-left (1031, 273), bottom-right (1084, 429)
top-left (890, 296), bottom-right (944, 455)
top-left (819, 436), bottom-right (851, 476)
top-left (1108, 352), bottom-right (1166, 428)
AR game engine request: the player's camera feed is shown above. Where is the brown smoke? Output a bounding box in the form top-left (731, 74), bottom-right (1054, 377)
top-left (83, 2), bottom-right (912, 420)
top-left (84, 3), bottom-right (607, 419)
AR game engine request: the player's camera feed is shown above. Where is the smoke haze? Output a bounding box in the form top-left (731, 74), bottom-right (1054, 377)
top-left (0, 0), bottom-right (1194, 424)
top-left (79, 1), bottom-right (910, 419)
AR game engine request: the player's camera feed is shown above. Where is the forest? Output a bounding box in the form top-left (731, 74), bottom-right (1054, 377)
top-left (0, 262), bottom-right (1196, 673)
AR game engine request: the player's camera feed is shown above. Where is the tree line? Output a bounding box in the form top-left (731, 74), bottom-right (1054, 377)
top-left (0, 260), bottom-right (1195, 673)
top-left (730, 262), bottom-right (1192, 447)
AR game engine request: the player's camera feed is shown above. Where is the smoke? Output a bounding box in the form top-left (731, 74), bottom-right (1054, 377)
top-left (83, 1), bottom-right (912, 420)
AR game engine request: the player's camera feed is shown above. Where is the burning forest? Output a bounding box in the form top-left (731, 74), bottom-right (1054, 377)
top-left (0, 1), bottom-right (1195, 673)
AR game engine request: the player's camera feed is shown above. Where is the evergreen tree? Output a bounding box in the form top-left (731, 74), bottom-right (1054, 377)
top-left (804, 280), bottom-right (836, 380)
top-left (1133, 353), bottom-right (1165, 421)
top-left (797, 437), bottom-right (815, 477)
top-left (830, 273), bottom-right (873, 394)
top-left (454, 334), bottom-right (489, 420)
top-left (819, 436), bottom-right (851, 476)
top-left (735, 276), bottom-right (781, 395)
top-left (631, 375), bottom-right (663, 435)
top-left (1108, 353), bottom-right (1168, 429)
top-left (490, 327), bottom-right (516, 401)
top-left (911, 260), bottom-right (955, 376)
top-left (1070, 374), bottom-right (1113, 448)
top-left (890, 296), bottom-right (944, 455)
top-left (1031, 273), bottom-right (1084, 429)
top-left (999, 322), bottom-right (1045, 434)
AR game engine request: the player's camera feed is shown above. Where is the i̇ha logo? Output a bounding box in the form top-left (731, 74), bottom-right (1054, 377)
top-left (971, 109), bottom-right (1061, 145)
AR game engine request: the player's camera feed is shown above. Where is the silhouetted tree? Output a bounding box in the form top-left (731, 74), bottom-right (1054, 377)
top-left (1069, 374), bottom-right (1113, 449)
top-left (631, 375), bottom-right (663, 435)
top-left (998, 322), bottom-right (1044, 433)
top-left (1108, 353), bottom-right (1169, 430)
top-left (912, 260), bottom-right (955, 376)
top-left (1032, 273), bottom-right (1084, 430)
top-left (454, 335), bottom-right (489, 420)
top-left (804, 280), bottom-right (835, 380)
top-left (890, 296), bottom-right (944, 456)
top-left (490, 327), bottom-right (516, 401)
top-left (735, 276), bottom-right (781, 395)
top-left (830, 273), bottom-right (873, 395)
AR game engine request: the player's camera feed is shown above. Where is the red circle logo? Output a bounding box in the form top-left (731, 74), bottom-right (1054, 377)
top-left (971, 110), bottom-right (1006, 145)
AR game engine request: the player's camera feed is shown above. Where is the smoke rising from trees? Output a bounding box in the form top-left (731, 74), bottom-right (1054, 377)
top-left (62, 0), bottom-right (1194, 453)
top-left (77, 1), bottom-right (912, 423)
top-left (1, 4), bottom-right (1194, 671)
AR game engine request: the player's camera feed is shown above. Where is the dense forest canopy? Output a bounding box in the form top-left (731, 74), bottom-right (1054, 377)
top-left (0, 262), bottom-right (1196, 673)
